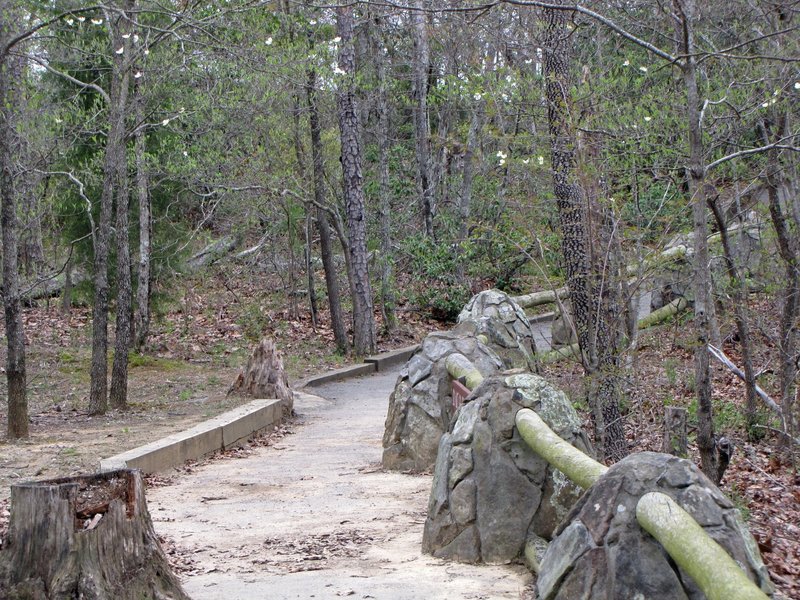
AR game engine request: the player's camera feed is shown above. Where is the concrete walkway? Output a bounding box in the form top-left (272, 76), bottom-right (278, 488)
top-left (148, 368), bottom-right (533, 599)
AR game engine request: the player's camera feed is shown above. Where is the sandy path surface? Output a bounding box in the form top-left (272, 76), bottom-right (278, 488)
top-left (148, 369), bottom-right (533, 600)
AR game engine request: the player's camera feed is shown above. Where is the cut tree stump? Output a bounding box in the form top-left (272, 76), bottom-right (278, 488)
top-left (229, 336), bottom-right (294, 416)
top-left (0, 469), bottom-right (189, 600)
top-left (663, 406), bottom-right (688, 457)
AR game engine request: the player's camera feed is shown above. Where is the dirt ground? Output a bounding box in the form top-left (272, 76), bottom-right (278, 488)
top-left (147, 369), bottom-right (534, 599)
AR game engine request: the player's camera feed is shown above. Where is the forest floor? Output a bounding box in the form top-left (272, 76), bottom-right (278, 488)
top-left (0, 265), bottom-right (797, 597)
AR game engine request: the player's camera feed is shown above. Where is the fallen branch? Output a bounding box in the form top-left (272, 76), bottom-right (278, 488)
top-left (513, 287), bottom-right (569, 309)
top-left (707, 344), bottom-right (783, 418)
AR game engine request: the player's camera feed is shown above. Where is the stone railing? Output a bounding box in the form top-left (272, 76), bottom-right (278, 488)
top-left (516, 408), bottom-right (771, 600)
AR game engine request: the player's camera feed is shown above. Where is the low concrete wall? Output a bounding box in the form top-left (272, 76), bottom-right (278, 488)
top-left (101, 345), bottom-right (419, 473)
top-left (365, 345), bottom-right (419, 371)
top-left (100, 399), bottom-right (282, 473)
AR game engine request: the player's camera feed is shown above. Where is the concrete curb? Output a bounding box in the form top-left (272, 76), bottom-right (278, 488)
top-left (300, 362), bottom-right (377, 387)
top-left (99, 399), bottom-right (282, 474)
top-left (527, 311), bottom-right (555, 324)
top-left (365, 345), bottom-right (419, 371)
top-left (296, 344), bottom-right (419, 388)
top-left (100, 345), bottom-right (420, 474)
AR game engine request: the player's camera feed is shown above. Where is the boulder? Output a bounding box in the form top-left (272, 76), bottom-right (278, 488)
top-left (383, 290), bottom-right (540, 473)
top-left (422, 374), bottom-right (592, 564)
top-left (457, 289), bottom-right (538, 370)
top-left (382, 327), bottom-right (504, 472)
top-left (537, 452), bottom-right (774, 600)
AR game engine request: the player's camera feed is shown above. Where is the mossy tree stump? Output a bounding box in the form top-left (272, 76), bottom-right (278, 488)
top-left (0, 469), bottom-right (189, 600)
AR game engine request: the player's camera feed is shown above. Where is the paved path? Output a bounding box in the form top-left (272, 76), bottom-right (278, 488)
top-left (148, 369), bottom-right (533, 599)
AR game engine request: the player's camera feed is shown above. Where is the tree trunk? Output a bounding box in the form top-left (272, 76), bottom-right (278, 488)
top-left (708, 195), bottom-right (759, 434)
top-left (677, 0), bottom-right (718, 483)
top-left (374, 20), bottom-right (396, 332)
top-left (0, 469), bottom-right (189, 599)
top-left (133, 75), bottom-right (151, 352)
top-left (110, 5), bottom-right (135, 410)
top-left (336, 6), bottom-right (376, 356)
top-left (0, 19), bottom-right (28, 439)
top-left (305, 210), bottom-right (318, 329)
top-left (412, 0), bottom-right (434, 237)
top-left (110, 127), bottom-right (132, 408)
top-left (90, 7), bottom-right (133, 415)
top-left (306, 68), bottom-right (349, 355)
top-left (760, 118), bottom-right (800, 445)
top-left (456, 105), bottom-right (481, 280)
top-left (229, 337), bottom-right (294, 417)
top-left (542, 4), bottom-right (626, 462)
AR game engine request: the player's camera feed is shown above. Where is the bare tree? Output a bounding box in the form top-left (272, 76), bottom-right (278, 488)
top-left (0, 6), bottom-right (29, 438)
top-left (411, 0), bottom-right (434, 237)
top-left (89, 1), bottom-right (134, 414)
top-left (133, 74), bottom-right (152, 352)
top-left (307, 68), bottom-right (350, 355)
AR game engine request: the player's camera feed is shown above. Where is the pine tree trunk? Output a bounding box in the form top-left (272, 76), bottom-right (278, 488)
top-left (336, 6), bottom-right (376, 356)
top-left (412, 0), bottom-right (434, 237)
top-left (307, 68), bottom-right (349, 355)
top-left (133, 75), bottom-right (151, 352)
top-left (110, 5), bottom-right (135, 409)
top-left (0, 21), bottom-right (28, 439)
top-left (0, 470), bottom-right (189, 599)
top-left (542, 4), bottom-right (626, 462)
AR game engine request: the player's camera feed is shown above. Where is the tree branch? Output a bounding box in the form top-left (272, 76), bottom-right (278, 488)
top-left (25, 55), bottom-right (110, 104)
top-left (704, 137), bottom-right (800, 173)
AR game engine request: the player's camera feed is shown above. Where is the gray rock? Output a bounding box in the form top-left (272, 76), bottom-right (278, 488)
top-left (422, 375), bottom-right (590, 565)
top-left (536, 521), bottom-right (594, 599)
top-left (458, 290), bottom-right (538, 370)
top-left (383, 290), bottom-right (544, 474)
top-left (448, 446), bottom-right (473, 488)
top-left (538, 452), bottom-right (775, 600)
top-left (550, 301), bottom-right (577, 349)
top-left (407, 355), bottom-right (433, 386)
top-left (450, 479), bottom-right (477, 525)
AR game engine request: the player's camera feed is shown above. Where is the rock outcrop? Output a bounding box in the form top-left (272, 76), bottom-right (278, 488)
top-left (537, 452), bottom-right (774, 600)
top-left (422, 373), bottom-right (592, 564)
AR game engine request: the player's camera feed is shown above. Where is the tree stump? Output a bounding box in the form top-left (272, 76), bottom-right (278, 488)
top-left (229, 336), bottom-right (294, 416)
top-left (0, 469), bottom-right (189, 599)
top-left (663, 406), bottom-right (688, 456)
